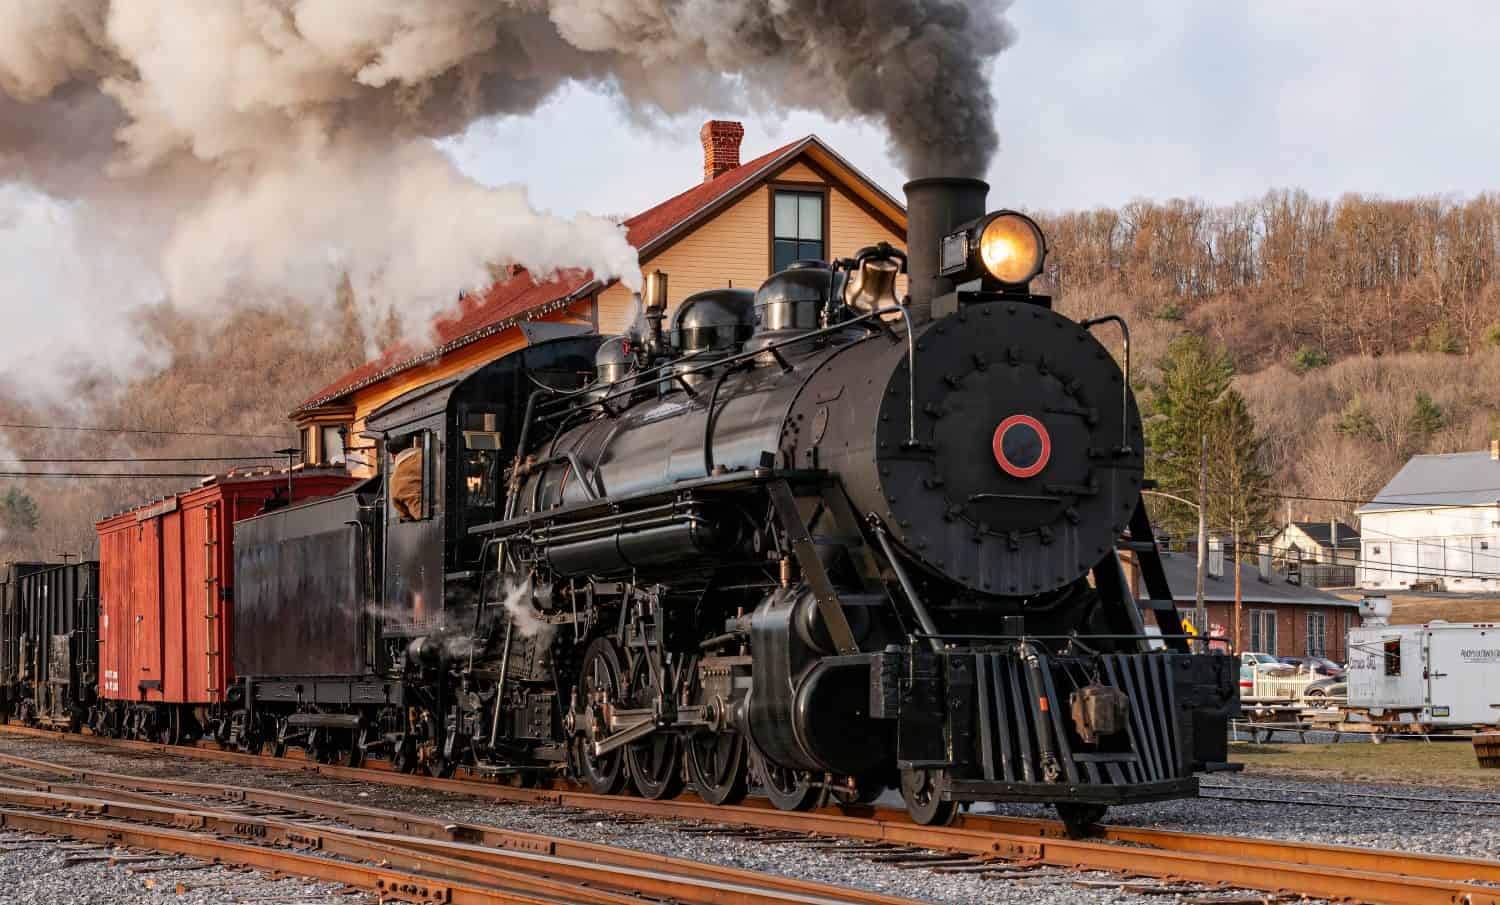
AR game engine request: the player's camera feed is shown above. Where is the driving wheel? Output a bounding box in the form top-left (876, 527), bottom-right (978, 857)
top-left (685, 729), bottom-right (748, 806)
top-left (392, 734), bottom-right (419, 774)
top-left (576, 638), bottom-right (632, 795)
top-left (624, 656), bottom-right (684, 800)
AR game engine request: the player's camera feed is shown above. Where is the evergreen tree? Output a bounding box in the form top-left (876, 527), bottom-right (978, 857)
top-left (1407, 391), bottom-right (1445, 441)
top-left (0, 487), bottom-right (39, 538)
top-left (1144, 334), bottom-right (1233, 534)
top-left (1204, 390), bottom-right (1274, 539)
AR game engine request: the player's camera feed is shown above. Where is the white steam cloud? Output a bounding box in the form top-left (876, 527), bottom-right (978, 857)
top-left (498, 577), bottom-right (553, 640)
top-left (0, 0), bottom-right (1015, 394)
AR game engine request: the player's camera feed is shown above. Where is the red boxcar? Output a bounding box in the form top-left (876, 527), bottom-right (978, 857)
top-left (96, 470), bottom-right (356, 722)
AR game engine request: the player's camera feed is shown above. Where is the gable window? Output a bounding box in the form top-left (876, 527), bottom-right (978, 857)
top-left (773, 189), bottom-right (825, 272)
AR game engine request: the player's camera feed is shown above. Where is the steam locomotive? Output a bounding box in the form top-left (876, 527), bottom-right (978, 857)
top-left (3, 177), bottom-right (1237, 833)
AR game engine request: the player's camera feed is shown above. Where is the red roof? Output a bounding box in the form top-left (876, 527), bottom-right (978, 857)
top-left (296, 137), bottom-right (812, 413)
top-left (622, 137), bottom-right (805, 252)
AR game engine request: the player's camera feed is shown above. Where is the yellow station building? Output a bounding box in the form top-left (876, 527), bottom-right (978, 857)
top-left (293, 122), bottom-right (907, 476)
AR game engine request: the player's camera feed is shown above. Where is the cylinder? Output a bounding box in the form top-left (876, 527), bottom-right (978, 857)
top-left (903, 177), bottom-right (989, 324)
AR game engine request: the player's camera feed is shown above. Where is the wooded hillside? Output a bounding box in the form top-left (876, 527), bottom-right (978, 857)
top-left (0, 302), bottom-right (366, 562)
top-left (1035, 190), bottom-right (1500, 533)
top-left (1, 189), bottom-right (1494, 562)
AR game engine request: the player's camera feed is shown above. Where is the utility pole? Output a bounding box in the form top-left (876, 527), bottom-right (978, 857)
top-left (1232, 518), bottom-right (1242, 653)
top-left (1195, 432), bottom-right (1208, 651)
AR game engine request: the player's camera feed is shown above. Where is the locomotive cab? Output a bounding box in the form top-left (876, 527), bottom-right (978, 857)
top-left (362, 331), bottom-right (605, 637)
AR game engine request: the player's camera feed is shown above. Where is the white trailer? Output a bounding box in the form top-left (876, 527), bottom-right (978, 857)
top-left (1347, 621), bottom-right (1500, 730)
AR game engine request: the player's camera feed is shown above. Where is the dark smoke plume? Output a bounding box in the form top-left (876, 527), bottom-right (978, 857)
top-left (0, 0), bottom-right (1014, 393)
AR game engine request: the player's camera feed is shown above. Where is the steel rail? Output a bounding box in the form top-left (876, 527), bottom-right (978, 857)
top-left (0, 751), bottom-right (917, 905)
top-left (0, 787), bottom-right (647, 905)
top-left (3, 725), bottom-right (1498, 904)
top-left (0, 780), bottom-right (908, 905)
top-left (0, 807), bottom-right (545, 905)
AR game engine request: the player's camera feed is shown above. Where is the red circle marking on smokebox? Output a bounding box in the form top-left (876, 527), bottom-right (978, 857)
top-left (993, 414), bottom-right (1051, 478)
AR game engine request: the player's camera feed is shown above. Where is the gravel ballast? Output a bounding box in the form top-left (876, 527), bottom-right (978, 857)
top-left (0, 828), bottom-right (363, 905)
top-left (3, 734), bottom-right (1474, 903)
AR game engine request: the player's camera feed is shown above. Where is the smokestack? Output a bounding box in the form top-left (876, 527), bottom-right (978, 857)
top-left (1330, 519), bottom-right (1339, 554)
top-left (903, 178), bottom-right (988, 325)
top-left (1258, 544), bottom-right (1271, 583)
top-left (700, 120), bottom-right (745, 182)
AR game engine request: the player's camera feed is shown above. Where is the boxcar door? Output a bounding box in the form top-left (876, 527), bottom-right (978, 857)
top-left (131, 519), bottom-right (165, 701)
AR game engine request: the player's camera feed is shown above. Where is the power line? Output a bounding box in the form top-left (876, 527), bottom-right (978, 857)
top-left (1175, 538), bottom-right (1500, 583)
top-left (0, 422), bottom-right (292, 440)
top-left (1149, 487), bottom-right (1500, 511)
top-left (1263, 489), bottom-right (1500, 508)
top-left (0, 472), bottom-right (216, 479)
top-left (0, 456), bottom-right (282, 464)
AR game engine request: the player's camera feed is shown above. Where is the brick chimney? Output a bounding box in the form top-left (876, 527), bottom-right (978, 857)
top-left (700, 120), bottom-right (745, 182)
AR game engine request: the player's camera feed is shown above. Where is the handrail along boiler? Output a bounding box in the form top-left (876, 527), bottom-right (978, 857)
top-left (213, 176), bottom-right (1235, 832)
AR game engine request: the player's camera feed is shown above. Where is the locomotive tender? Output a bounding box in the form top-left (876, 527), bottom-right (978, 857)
top-left (2, 176), bottom-right (1237, 833)
top-left (222, 176), bottom-right (1236, 830)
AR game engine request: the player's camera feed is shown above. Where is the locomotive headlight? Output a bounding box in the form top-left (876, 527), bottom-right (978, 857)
top-left (937, 209), bottom-right (1048, 291)
top-left (978, 213), bottom-right (1046, 287)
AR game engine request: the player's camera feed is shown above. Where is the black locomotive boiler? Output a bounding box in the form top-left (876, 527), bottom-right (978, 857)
top-left (223, 176), bottom-right (1237, 832)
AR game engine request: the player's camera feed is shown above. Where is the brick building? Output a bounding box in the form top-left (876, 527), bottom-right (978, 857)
top-left (1127, 550), bottom-right (1360, 662)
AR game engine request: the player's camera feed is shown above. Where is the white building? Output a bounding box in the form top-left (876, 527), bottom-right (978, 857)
top-left (1357, 444), bottom-right (1500, 592)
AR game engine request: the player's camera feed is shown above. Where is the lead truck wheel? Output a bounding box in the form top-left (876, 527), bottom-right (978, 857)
top-left (900, 767), bottom-right (956, 826)
top-left (1055, 802), bottom-right (1108, 838)
top-left (749, 746), bottom-right (819, 812)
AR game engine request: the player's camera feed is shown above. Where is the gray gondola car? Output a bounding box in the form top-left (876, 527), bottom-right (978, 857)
top-left (0, 561), bottom-right (99, 727)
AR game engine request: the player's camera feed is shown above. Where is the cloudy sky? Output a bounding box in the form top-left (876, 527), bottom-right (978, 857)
top-left (447, 1), bottom-right (1500, 218)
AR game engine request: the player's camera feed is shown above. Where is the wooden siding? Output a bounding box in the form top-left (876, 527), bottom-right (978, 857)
top-left (599, 153), bottom-right (906, 335)
top-left (828, 184), bottom-right (909, 298)
top-left (776, 161), bottom-right (821, 183)
top-left (599, 186), bottom-right (770, 334)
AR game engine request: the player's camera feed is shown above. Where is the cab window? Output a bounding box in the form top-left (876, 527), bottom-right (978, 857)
top-left (461, 411), bottom-right (502, 519)
top-left (391, 433), bottom-right (430, 522)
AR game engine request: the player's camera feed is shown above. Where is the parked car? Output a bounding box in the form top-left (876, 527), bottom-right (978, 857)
top-left (1241, 652), bottom-right (1280, 671)
top-left (1239, 652), bottom-right (1283, 694)
top-left (1278, 656), bottom-right (1345, 678)
top-left (1301, 676), bottom-right (1347, 701)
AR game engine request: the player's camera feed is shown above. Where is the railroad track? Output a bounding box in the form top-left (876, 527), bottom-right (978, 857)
top-left (1, 724), bottom-right (1498, 905)
top-left (1200, 779), bottom-right (1500, 818)
top-left (0, 748), bottom-right (922, 905)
